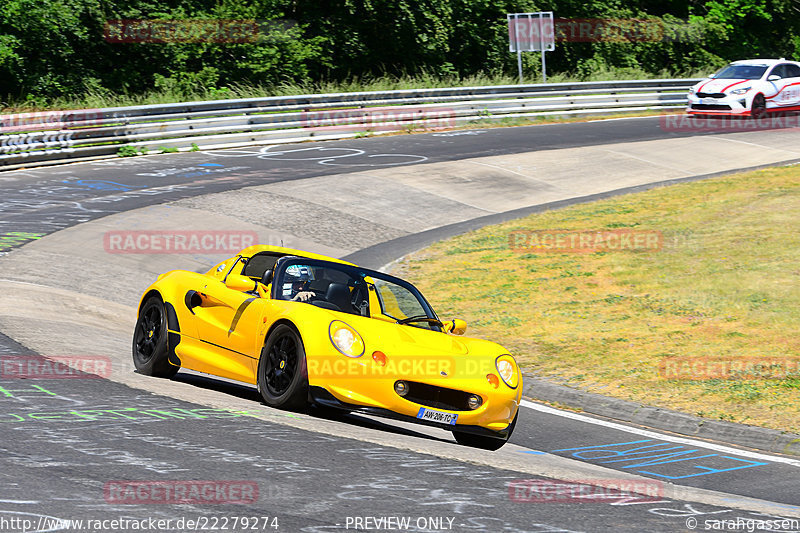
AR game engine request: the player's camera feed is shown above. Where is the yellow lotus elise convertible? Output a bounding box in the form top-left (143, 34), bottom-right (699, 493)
top-left (133, 245), bottom-right (521, 450)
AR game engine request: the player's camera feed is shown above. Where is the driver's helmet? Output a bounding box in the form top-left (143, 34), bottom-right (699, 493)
top-left (282, 265), bottom-right (313, 298)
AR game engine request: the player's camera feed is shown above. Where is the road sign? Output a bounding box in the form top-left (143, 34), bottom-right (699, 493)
top-left (508, 12), bottom-right (554, 82)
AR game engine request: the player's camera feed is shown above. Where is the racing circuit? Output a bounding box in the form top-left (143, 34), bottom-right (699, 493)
top-left (1, 116), bottom-right (800, 532)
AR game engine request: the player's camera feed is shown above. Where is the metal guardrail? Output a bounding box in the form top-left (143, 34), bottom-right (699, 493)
top-left (0, 78), bottom-right (699, 170)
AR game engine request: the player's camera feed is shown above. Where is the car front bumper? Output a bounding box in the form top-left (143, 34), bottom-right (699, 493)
top-left (687, 93), bottom-right (751, 115)
top-left (309, 386), bottom-right (518, 438)
top-left (306, 352), bottom-right (522, 433)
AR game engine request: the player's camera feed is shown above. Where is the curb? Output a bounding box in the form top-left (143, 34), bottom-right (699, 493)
top-left (522, 375), bottom-right (800, 457)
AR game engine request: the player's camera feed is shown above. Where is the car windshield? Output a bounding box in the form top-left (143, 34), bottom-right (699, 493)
top-left (273, 257), bottom-right (440, 330)
top-left (712, 64), bottom-right (768, 80)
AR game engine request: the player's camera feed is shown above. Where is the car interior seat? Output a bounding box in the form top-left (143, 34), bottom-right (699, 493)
top-left (326, 283), bottom-right (353, 314)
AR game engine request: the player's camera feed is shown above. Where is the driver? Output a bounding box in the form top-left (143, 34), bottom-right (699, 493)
top-left (283, 265), bottom-right (317, 302)
top-left (292, 281), bottom-right (315, 302)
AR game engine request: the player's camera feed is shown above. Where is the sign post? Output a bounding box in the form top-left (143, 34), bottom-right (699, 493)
top-left (508, 12), bottom-right (555, 83)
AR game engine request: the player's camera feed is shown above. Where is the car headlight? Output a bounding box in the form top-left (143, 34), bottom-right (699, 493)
top-left (495, 355), bottom-right (519, 389)
top-left (729, 87), bottom-right (750, 95)
top-left (329, 320), bottom-right (365, 357)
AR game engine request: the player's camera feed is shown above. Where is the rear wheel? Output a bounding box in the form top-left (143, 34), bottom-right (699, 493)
top-left (132, 296), bottom-right (178, 378)
top-left (452, 412), bottom-right (518, 451)
top-left (257, 324), bottom-right (308, 410)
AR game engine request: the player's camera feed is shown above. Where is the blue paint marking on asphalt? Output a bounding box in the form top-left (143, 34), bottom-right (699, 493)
top-left (198, 163), bottom-right (224, 167)
top-left (519, 451), bottom-right (547, 455)
top-left (638, 455), bottom-right (769, 480)
top-left (552, 440), bottom-right (768, 479)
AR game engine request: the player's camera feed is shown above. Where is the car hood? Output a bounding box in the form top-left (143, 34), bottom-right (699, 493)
top-left (695, 78), bottom-right (750, 93)
top-left (331, 311), bottom-right (507, 358)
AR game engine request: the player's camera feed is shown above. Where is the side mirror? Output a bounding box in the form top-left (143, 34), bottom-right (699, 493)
top-left (225, 274), bottom-right (257, 292)
top-left (444, 319), bottom-right (467, 335)
top-left (768, 74), bottom-right (781, 82)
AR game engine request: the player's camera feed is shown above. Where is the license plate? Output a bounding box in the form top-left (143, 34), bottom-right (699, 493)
top-left (417, 407), bottom-right (458, 425)
top-left (702, 98), bottom-right (719, 105)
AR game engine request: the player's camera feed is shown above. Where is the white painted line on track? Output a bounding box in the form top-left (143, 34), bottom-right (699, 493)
top-left (520, 399), bottom-right (800, 467)
top-left (601, 147), bottom-right (693, 173)
top-left (711, 135), bottom-right (800, 156)
top-left (467, 160), bottom-right (560, 188)
top-left (586, 113), bottom-right (681, 123)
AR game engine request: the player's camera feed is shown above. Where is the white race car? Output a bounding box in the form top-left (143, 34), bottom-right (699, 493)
top-left (687, 59), bottom-right (800, 118)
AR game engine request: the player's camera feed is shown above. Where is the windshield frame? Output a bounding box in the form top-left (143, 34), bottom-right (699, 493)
top-left (711, 64), bottom-right (769, 80)
top-left (271, 256), bottom-right (441, 330)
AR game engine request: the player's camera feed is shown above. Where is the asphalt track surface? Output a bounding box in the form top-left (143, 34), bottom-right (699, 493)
top-left (1, 117), bottom-right (799, 532)
top-left (0, 114), bottom-right (769, 253)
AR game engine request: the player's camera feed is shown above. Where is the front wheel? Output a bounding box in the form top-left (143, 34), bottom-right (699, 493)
top-left (257, 324), bottom-right (308, 410)
top-left (751, 94), bottom-right (767, 119)
top-left (132, 296), bottom-right (178, 378)
top-left (452, 412), bottom-right (517, 451)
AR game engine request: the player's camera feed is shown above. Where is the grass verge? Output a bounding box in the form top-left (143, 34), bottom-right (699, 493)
top-left (393, 165), bottom-right (800, 433)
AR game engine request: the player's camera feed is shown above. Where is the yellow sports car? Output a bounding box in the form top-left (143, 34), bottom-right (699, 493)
top-left (133, 245), bottom-right (521, 450)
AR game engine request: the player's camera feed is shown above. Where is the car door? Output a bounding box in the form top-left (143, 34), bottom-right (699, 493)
top-left (765, 64), bottom-right (794, 110)
top-left (190, 276), bottom-right (265, 383)
top-left (780, 64), bottom-right (800, 109)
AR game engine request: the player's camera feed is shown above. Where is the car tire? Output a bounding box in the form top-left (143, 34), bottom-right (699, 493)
top-left (257, 324), bottom-right (308, 410)
top-left (132, 296), bottom-right (179, 378)
top-left (751, 94), bottom-right (767, 119)
top-left (452, 411), bottom-right (518, 451)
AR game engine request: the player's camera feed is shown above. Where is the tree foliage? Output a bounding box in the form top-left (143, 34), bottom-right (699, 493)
top-left (0, 0), bottom-right (797, 102)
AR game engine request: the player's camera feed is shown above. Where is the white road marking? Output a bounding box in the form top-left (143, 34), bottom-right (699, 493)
top-left (586, 114), bottom-right (682, 123)
top-left (601, 147), bottom-right (693, 174)
top-left (520, 399), bottom-right (800, 467)
top-left (712, 135), bottom-right (800, 155)
top-left (467, 160), bottom-right (559, 187)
